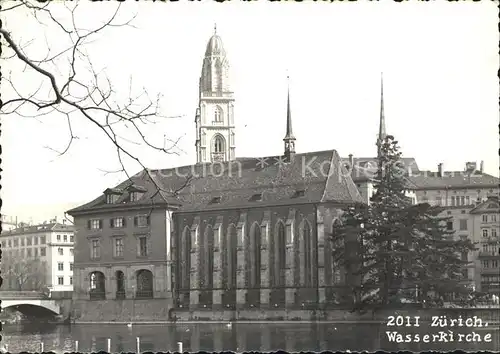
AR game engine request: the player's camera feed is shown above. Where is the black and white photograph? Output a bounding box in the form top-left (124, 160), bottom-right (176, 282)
top-left (0, 0), bottom-right (499, 352)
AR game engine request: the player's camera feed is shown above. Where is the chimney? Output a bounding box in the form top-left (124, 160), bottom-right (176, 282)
top-left (465, 161), bottom-right (476, 173)
top-left (348, 154), bottom-right (354, 170)
top-left (437, 163), bottom-right (443, 177)
top-left (63, 219), bottom-right (66, 225)
top-left (480, 160), bottom-right (484, 173)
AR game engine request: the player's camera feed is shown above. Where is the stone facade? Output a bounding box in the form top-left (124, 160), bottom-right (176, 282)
top-left (72, 208), bottom-right (173, 306)
top-left (172, 203), bottom-right (347, 310)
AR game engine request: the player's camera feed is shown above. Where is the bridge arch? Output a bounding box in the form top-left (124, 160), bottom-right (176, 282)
top-left (1, 300), bottom-right (61, 315)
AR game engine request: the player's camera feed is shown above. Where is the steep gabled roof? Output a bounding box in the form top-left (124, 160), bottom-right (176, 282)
top-left (68, 150), bottom-right (364, 215)
top-left (408, 171), bottom-right (499, 190)
top-left (470, 196), bottom-right (499, 214)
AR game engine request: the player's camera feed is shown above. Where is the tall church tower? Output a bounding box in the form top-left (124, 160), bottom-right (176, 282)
top-left (195, 25), bottom-right (235, 164)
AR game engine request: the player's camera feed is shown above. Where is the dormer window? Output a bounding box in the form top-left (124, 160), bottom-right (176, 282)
top-left (250, 193), bottom-right (263, 202)
top-left (210, 196), bottom-right (221, 204)
top-left (127, 185), bottom-right (147, 202)
top-left (130, 192), bottom-right (142, 202)
top-left (106, 194), bottom-right (119, 204)
top-left (104, 188), bottom-right (121, 204)
top-left (293, 190), bottom-right (306, 198)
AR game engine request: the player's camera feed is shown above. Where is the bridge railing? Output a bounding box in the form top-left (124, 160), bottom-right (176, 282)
top-left (0, 291), bottom-right (47, 299)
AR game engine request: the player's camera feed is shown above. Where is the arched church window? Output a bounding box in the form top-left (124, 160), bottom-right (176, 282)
top-left (214, 136), bottom-right (224, 153)
top-left (214, 107), bottom-right (222, 122)
top-left (303, 220), bottom-right (312, 287)
top-left (275, 221), bottom-right (286, 287)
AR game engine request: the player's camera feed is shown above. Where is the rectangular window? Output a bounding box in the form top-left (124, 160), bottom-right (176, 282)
top-left (41, 247), bottom-right (46, 256)
top-left (40, 236), bottom-right (46, 244)
top-left (482, 260), bottom-right (489, 268)
top-left (13, 239), bottom-right (18, 247)
top-left (110, 217), bottom-right (125, 228)
top-left (466, 196), bottom-right (470, 205)
top-left (34, 248), bottom-right (38, 257)
top-left (138, 236), bottom-right (148, 257)
top-left (58, 262), bottom-right (64, 271)
top-left (27, 248), bottom-right (32, 257)
top-left (482, 215), bottom-right (488, 223)
top-left (89, 219), bottom-right (102, 230)
top-left (446, 221), bottom-right (453, 231)
top-left (7, 239), bottom-right (11, 247)
top-left (58, 247), bottom-right (64, 255)
top-left (114, 238), bottom-right (124, 258)
top-left (460, 196), bottom-right (465, 206)
top-left (70, 263), bottom-right (73, 271)
top-left (34, 237), bottom-right (38, 245)
top-left (57, 235), bottom-right (61, 241)
top-left (436, 196), bottom-right (442, 206)
top-left (492, 229), bottom-right (497, 238)
top-left (58, 277), bottom-right (64, 285)
top-left (27, 237), bottom-right (32, 246)
top-left (106, 194), bottom-right (119, 204)
top-left (130, 192), bottom-right (142, 202)
top-left (63, 235), bottom-right (68, 242)
top-left (21, 238), bottom-right (25, 246)
top-left (70, 248), bottom-right (74, 255)
top-left (482, 243), bottom-right (488, 252)
top-left (459, 219), bottom-right (467, 231)
top-left (461, 251), bottom-right (468, 261)
top-left (70, 235), bottom-right (74, 242)
top-left (69, 276), bottom-right (73, 285)
top-left (492, 214), bottom-right (497, 222)
top-left (451, 196), bottom-right (455, 206)
top-left (482, 229), bottom-right (488, 238)
top-left (20, 249), bottom-right (25, 257)
top-left (91, 239), bottom-right (100, 259)
top-left (134, 215), bottom-right (150, 228)
top-left (492, 260), bottom-right (498, 268)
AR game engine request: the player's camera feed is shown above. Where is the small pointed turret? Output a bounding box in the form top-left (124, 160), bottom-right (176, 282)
top-left (376, 73), bottom-right (387, 157)
top-left (283, 76), bottom-right (296, 162)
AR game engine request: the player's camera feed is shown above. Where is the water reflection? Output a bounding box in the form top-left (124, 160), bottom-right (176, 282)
top-left (2, 322), bottom-right (498, 353)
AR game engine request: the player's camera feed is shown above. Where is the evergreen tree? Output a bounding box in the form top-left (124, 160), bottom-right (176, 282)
top-left (331, 135), bottom-right (476, 312)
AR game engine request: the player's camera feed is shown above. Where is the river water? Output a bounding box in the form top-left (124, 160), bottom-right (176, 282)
top-left (2, 322), bottom-right (499, 352)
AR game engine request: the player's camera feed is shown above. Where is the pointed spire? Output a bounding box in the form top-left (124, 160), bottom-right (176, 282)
top-left (377, 72), bottom-right (387, 157)
top-left (214, 23), bottom-right (217, 35)
top-left (283, 74), bottom-right (296, 161)
top-left (284, 75), bottom-right (294, 140)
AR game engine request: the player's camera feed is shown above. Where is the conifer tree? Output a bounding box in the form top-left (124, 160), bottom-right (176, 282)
top-left (331, 135), bottom-right (477, 312)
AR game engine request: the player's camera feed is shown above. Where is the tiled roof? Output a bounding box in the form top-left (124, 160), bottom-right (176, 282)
top-left (67, 172), bottom-right (180, 214)
top-left (0, 222), bottom-right (74, 237)
top-left (341, 157), bottom-right (420, 182)
top-left (408, 171), bottom-right (499, 190)
top-left (68, 150), bottom-right (364, 215)
top-left (470, 196), bottom-right (499, 214)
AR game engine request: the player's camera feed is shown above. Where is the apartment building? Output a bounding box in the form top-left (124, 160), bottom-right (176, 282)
top-left (470, 196), bottom-right (499, 294)
top-left (1, 221), bottom-right (75, 294)
top-left (409, 163), bottom-right (499, 296)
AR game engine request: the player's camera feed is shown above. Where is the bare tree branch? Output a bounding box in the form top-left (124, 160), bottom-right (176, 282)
top-left (1, 1), bottom-right (192, 204)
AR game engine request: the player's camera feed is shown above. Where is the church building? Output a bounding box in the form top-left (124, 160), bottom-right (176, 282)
top-left (67, 28), bottom-right (365, 315)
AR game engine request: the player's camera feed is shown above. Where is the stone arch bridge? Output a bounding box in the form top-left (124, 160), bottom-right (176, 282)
top-left (0, 291), bottom-right (61, 315)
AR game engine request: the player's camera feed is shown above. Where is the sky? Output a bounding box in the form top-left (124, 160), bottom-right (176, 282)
top-left (1, 1), bottom-right (498, 224)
